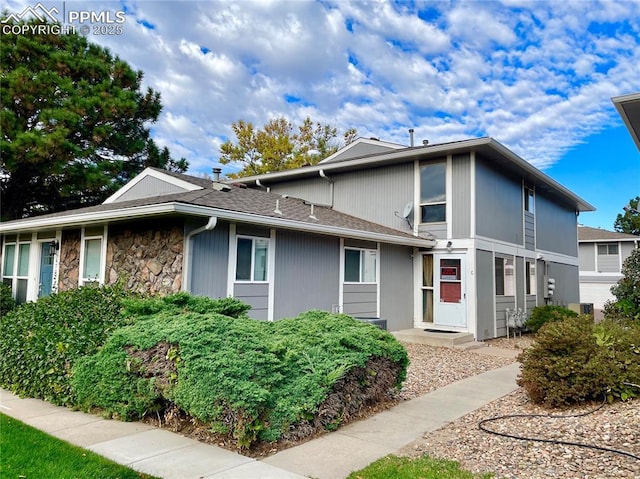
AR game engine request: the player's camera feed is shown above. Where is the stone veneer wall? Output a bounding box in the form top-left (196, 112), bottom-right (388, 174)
top-left (58, 230), bottom-right (81, 291)
top-left (106, 220), bottom-right (184, 295)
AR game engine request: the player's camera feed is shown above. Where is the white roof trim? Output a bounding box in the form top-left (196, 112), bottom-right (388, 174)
top-left (0, 202), bottom-right (435, 248)
top-left (319, 137), bottom-right (405, 164)
top-left (612, 93), bottom-right (640, 151)
top-left (102, 167), bottom-right (203, 204)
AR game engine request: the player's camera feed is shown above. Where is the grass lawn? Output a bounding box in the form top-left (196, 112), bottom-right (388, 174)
top-left (0, 413), bottom-right (159, 479)
top-left (346, 454), bottom-right (493, 479)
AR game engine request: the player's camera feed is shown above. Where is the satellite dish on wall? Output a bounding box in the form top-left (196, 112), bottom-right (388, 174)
top-left (402, 202), bottom-right (413, 219)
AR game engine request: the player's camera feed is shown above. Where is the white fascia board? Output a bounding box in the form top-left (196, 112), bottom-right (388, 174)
top-left (0, 201), bottom-right (436, 248)
top-left (103, 167), bottom-right (203, 204)
top-left (612, 93), bottom-right (640, 151)
top-left (236, 138), bottom-right (490, 183)
top-left (0, 203), bottom-right (191, 233)
top-left (319, 137), bottom-right (405, 164)
top-left (486, 140), bottom-right (596, 212)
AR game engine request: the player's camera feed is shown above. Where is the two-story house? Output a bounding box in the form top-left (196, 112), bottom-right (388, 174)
top-left (234, 136), bottom-right (594, 339)
top-left (578, 225), bottom-right (639, 318)
top-left (0, 137), bottom-right (593, 340)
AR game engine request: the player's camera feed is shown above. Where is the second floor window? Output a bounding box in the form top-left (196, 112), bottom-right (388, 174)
top-left (420, 161), bottom-right (446, 223)
top-left (597, 243), bottom-right (618, 255)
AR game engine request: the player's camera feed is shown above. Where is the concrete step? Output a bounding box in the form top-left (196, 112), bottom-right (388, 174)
top-left (392, 328), bottom-right (475, 348)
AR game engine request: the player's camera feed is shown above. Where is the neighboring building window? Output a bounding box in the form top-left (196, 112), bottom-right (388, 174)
top-left (525, 260), bottom-right (536, 295)
top-left (420, 162), bottom-right (446, 223)
top-left (2, 241), bottom-right (30, 303)
top-left (344, 248), bottom-right (377, 283)
top-left (236, 236), bottom-right (269, 282)
top-left (80, 227), bottom-right (104, 285)
top-left (524, 187), bottom-right (535, 213)
top-left (597, 243), bottom-right (619, 255)
top-left (495, 257), bottom-right (515, 296)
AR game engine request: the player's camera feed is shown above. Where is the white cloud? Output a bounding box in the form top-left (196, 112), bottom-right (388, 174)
top-left (3, 0), bottom-right (639, 174)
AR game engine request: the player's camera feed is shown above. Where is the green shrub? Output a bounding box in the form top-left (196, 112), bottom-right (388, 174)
top-left (524, 305), bottom-right (578, 333)
top-left (120, 292), bottom-right (251, 319)
top-left (517, 315), bottom-right (640, 406)
top-left (0, 284), bottom-right (136, 405)
top-left (606, 247), bottom-right (640, 321)
top-left (0, 283), bottom-right (16, 315)
top-left (72, 310), bottom-right (408, 448)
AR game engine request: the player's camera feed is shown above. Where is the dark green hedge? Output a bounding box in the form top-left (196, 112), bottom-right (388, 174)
top-left (72, 307), bottom-right (408, 448)
top-left (0, 285), bottom-right (135, 405)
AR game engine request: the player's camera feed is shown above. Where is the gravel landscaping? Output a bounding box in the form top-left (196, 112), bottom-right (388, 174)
top-left (398, 338), bottom-right (640, 479)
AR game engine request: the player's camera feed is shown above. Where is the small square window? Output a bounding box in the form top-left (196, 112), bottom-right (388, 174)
top-left (344, 248), bottom-right (377, 283)
top-left (236, 236), bottom-right (269, 282)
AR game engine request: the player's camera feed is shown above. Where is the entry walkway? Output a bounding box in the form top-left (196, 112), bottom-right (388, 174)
top-left (0, 361), bottom-right (520, 479)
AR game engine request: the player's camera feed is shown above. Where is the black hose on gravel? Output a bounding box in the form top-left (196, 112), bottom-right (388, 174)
top-left (478, 390), bottom-right (640, 462)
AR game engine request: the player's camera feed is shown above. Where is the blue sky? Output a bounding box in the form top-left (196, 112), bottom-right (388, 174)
top-left (5, 0), bottom-right (640, 229)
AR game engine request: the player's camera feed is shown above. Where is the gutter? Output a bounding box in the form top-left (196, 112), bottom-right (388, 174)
top-left (0, 202), bottom-right (436, 248)
top-left (319, 169), bottom-right (334, 208)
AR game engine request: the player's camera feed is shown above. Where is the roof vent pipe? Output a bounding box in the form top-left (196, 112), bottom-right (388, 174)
top-left (212, 167), bottom-right (222, 182)
top-left (409, 128), bottom-right (414, 147)
top-left (423, 139), bottom-right (429, 146)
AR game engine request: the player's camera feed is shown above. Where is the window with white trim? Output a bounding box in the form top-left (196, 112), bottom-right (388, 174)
top-left (2, 240), bottom-right (30, 303)
top-left (597, 243), bottom-right (618, 255)
top-left (235, 236), bottom-right (269, 282)
top-left (80, 227), bottom-right (104, 285)
top-left (344, 248), bottom-right (377, 283)
top-left (525, 260), bottom-right (536, 295)
top-left (420, 161), bottom-right (446, 223)
top-left (495, 257), bottom-right (515, 296)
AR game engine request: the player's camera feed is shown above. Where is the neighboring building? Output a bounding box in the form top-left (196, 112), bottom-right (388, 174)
top-left (0, 136), bottom-right (595, 340)
top-left (234, 136), bottom-right (594, 339)
top-left (612, 92), bottom-right (640, 151)
top-left (578, 226), bottom-right (639, 317)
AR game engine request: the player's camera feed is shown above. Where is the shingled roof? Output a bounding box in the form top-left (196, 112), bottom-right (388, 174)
top-left (578, 225), bottom-right (639, 242)
top-left (0, 181), bottom-right (433, 247)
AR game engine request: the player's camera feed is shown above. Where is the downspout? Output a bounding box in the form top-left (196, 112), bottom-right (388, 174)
top-left (319, 169), bottom-right (334, 208)
top-left (182, 216), bottom-right (218, 292)
top-left (256, 179), bottom-right (270, 192)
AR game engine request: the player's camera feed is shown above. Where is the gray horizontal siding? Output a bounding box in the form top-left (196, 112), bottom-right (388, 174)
top-left (579, 243), bottom-right (595, 271)
top-left (596, 254), bottom-right (619, 273)
top-left (495, 296), bottom-right (516, 338)
top-left (580, 274), bottom-right (623, 283)
top-left (115, 176), bottom-right (188, 202)
top-left (524, 212), bottom-right (535, 250)
top-left (234, 282), bottom-right (269, 320)
top-left (343, 283), bottom-right (377, 316)
top-left (273, 230), bottom-right (340, 318)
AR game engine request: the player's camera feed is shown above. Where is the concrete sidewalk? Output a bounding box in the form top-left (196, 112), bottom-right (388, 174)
top-left (0, 361), bottom-right (520, 479)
